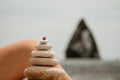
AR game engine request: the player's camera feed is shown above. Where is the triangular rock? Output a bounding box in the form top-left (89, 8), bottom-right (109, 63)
top-left (66, 19), bottom-right (100, 58)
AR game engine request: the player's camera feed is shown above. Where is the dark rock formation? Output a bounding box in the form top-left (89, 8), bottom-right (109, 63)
top-left (66, 19), bottom-right (99, 58)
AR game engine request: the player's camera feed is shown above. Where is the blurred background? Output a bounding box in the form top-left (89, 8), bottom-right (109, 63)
top-left (0, 0), bottom-right (120, 60)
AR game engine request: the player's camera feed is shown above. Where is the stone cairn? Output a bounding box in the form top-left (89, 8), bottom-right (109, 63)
top-left (24, 37), bottom-right (65, 80)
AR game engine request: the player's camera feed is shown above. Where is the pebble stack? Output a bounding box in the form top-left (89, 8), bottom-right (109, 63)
top-left (24, 37), bottom-right (65, 80)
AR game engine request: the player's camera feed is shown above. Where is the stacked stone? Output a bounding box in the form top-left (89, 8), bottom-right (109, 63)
top-left (24, 37), bottom-right (65, 80)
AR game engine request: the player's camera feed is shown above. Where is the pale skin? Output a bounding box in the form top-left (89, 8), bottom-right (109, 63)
top-left (0, 40), bottom-right (72, 80)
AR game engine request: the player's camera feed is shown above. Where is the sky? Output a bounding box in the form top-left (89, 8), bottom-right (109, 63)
top-left (0, 0), bottom-right (120, 60)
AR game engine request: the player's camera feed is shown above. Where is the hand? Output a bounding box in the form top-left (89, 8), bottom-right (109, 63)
top-left (0, 40), bottom-right (72, 80)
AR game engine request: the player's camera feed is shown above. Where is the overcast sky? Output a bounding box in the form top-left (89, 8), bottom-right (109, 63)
top-left (0, 0), bottom-right (120, 60)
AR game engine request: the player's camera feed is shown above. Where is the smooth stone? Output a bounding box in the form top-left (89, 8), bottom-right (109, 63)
top-left (29, 58), bottom-right (59, 66)
top-left (31, 50), bottom-right (54, 58)
top-left (40, 40), bottom-right (48, 44)
top-left (24, 66), bottom-right (65, 80)
top-left (35, 44), bottom-right (52, 50)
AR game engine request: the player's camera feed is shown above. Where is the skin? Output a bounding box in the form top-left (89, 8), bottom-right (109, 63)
top-left (0, 40), bottom-right (72, 80)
